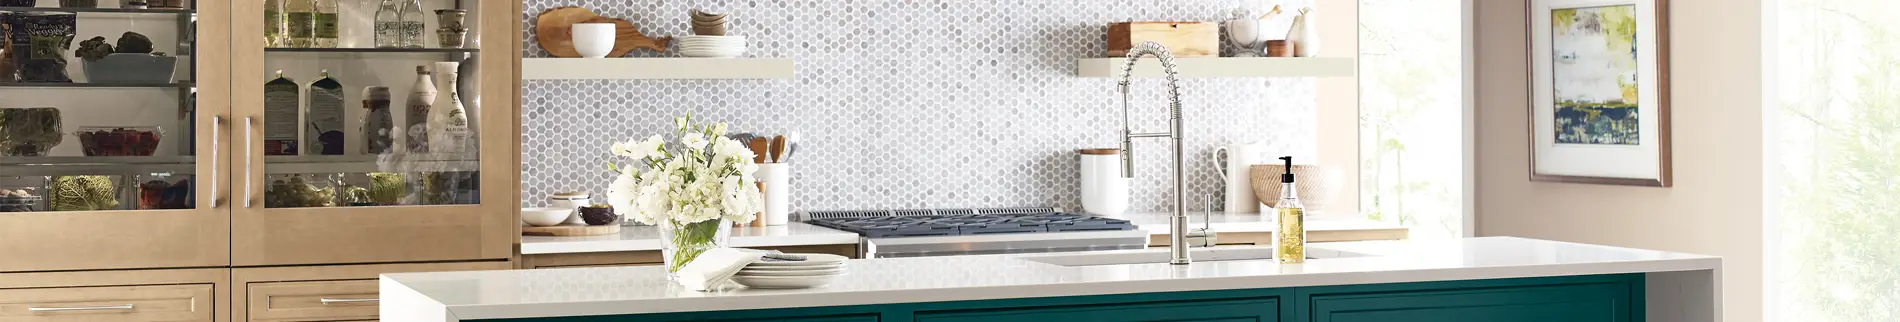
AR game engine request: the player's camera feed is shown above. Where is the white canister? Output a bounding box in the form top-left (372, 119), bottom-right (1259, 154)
top-left (1286, 7), bottom-right (1321, 57)
top-left (571, 23), bottom-right (617, 58)
top-left (1079, 149), bottom-right (1130, 217)
top-left (757, 163), bottom-right (791, 226)
top-left (549, 191), bottom-right (591, 225)
top-left (1213, 142), bottom-right (1268, 213)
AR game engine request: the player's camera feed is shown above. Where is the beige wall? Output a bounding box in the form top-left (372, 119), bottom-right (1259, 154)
top-left (1473, 1), bottom-right (1762, 321)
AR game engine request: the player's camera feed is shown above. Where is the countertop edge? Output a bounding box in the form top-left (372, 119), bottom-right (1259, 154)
top-left (431, 256), bottom-right (1721, 320)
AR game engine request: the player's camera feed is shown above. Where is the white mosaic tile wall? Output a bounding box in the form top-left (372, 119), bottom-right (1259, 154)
top-left (522, 0), bottom-right (1317, 213)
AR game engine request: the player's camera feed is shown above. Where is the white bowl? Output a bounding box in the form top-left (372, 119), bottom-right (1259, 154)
top-left (730, 273), bottom-right (844, 289)
top-left (522, 207), bottom-right (573, 226)
top-left (678, 35), bottom-right (747, 43)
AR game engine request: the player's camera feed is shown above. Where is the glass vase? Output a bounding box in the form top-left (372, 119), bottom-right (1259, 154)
top-left (659, 218), bottom-right (733, 280)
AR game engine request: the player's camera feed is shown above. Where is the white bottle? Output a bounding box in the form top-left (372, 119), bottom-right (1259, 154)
top-left (429, 62), bottom-right (471, 154)
top-left (1286, 7), bottom-right (1320, 57)
top-left (404, 65), bottom-right (435, 153)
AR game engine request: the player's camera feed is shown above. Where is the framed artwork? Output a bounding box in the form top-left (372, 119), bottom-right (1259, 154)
top-left (1527, 0), bottom-right (1671, 186)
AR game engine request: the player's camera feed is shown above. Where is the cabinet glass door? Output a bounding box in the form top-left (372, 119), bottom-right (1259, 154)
top-left (0, 0), bottom-right (231, 272)
top-left (231, 0), bottom-right (511, 266)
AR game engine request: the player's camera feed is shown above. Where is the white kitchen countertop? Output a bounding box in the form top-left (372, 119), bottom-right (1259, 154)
top-left (385, 237), bottom-right (1719, 321)
top-left (519, 222), bottom-right (861, 255)
top-left (1119, 211), bottom-right (1406, 235)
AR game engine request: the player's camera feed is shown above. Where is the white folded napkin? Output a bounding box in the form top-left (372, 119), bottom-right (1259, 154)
top-left (675, 247), bottom-right (765, 291)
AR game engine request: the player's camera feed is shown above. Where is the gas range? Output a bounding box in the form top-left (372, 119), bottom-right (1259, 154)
top-left (803, 208), bottom-right (1150, 258)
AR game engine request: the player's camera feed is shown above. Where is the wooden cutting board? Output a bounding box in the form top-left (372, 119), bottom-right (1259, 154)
top-left (535, 6), bottom-right (671, 58)
top-left (522, 224), bottom-right (621, 237)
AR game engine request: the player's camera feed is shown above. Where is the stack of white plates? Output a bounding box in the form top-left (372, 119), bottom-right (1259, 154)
top-left (677, 35), bottom-right (747, 58)
top-left (730, 253), bottom-right (847, 289)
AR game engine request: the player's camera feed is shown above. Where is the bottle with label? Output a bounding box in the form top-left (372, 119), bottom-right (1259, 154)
top-left (372, 0), bottom-right (401, 48)
top-left (404, 65), bottom-right (435, 153)
top-left (397, 0), bottom-right (426, 48)
top-left (264, 71), bottom-right (300, 155)
top-left (285, 0), bottom-right (315, 48)
top-left (265, 0), bottom-right (287, 47)
top-left (361, 86), bottom-right (394, 155)
top-left (306, 70), bottom-right (345, 155)
top-left (429, 63), bottom-right (470, 154)
top-left (1273, 156), bottom-right (1306, 264)
top-left (313, 0), bottom-right (338, 47)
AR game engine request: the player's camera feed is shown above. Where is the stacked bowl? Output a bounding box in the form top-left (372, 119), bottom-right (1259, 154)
top-left (730, 253), bottom-right (847, 289)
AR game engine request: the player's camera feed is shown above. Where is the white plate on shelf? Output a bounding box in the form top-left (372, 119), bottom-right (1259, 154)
top-left (745, 253), bottom-right (848, 266)
top-left (730, 273), bottom-right (844, 289)
top-left (737, 268), bottom-right (845, 277)
top-left (740, 264), bottom-right (844, 271)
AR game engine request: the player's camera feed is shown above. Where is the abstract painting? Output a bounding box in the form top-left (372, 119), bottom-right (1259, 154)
top-left (1551, 5), bottom-right (1640, 145)
top-left (1529, 0), bottom-right (1671, 186)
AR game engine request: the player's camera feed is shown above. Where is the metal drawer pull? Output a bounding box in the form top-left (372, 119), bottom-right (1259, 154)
top-left (242, 116), bottom-right (254, 208)
top-left (318, 297), bottom-right (379, 304)
top-left (28, 304), bottom-right (135, 312)
top-left (208, 115), bottom-right (223, 208)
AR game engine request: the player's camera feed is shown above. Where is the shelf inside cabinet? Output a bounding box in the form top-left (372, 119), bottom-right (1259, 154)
top-left (265, 47), bottom-right (481, 54)
top-left (0, 82), bottom-right (192, 88)
top-left (1074, 57), bottom-right (1355, 78)
top-left (0, 6), bottom-right (193, 14)
top-left (264, 153), bottom-right (481, 174)
top-left (520, 58), bottom-right (796, 80)
top-left (0, 156), bottom-right (196, 176)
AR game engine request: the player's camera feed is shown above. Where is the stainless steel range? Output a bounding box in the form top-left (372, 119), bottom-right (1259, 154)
top-left (803, 207), bottom-right (1150, 258)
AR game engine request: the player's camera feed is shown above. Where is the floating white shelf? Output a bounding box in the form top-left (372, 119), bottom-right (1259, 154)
top-left (1075, 57), bottom-right (1355, 78)
top-left (521, 58), bottom-right (796, 80)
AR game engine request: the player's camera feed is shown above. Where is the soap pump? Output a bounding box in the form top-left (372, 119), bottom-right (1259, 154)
top-left (1274, 156), bottom-right (1306, 263)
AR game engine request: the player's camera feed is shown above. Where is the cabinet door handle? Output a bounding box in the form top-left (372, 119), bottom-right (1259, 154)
top-left (28, 304), bottom-right (135, 312)
top-left (318, 297), bottom-right (379, 304)
top-left (208, 115), bottom-right (223, 208)
top-left (242, 116), bottom-right (254, 208)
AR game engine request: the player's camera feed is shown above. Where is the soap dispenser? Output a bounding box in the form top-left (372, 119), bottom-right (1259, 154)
top-left (1274, 156), bottom-right (1306, 263)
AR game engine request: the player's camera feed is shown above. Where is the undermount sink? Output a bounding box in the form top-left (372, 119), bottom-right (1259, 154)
top-left (1021, 246), bottom-right (1374, 267)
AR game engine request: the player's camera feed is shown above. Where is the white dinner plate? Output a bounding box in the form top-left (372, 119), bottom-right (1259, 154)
top-left (740, 263), bottom-right (844, 271)
top-left (730, 273), bottom-right (844, 289)
top-left (736, 268), bottom-right (845, 277)
top-left (745, 253), bottom-right (849, 266)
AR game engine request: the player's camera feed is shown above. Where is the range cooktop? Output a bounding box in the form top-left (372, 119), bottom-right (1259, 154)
top-left (807, 212), bottom-right (1137, 238)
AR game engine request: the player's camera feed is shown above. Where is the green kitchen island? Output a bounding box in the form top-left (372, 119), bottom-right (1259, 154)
top-left (381, 237), bottom-right (1720, 322)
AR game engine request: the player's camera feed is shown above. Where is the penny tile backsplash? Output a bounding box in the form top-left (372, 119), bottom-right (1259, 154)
top-left (522, 0), bottom-right (1317, 213)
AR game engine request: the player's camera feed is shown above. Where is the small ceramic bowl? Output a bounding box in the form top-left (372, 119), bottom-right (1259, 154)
top-left (522, 207), bottom-right (572, 227)
top-left (579, 205), bottom-right (620, 225)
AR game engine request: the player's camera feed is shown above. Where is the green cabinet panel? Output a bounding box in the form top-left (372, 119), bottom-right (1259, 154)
top-left (915, 297), bottom-right (1280, 322)
top-left (1301, 274), bottom-right (1643, 322)
top-left (484, 312), bottom-right (880, 322)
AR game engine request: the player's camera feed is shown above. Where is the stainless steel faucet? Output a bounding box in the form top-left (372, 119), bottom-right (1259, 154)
top-left (1115, 41), bottom-right (1191, 265)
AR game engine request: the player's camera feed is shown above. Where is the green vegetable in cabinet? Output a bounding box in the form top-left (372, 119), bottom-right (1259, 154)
top-left (0, 107), bottom-right (61, 156)
top-left (341, 185), bottom-right (373, 206)
top-left (74, 36), bottom-right (110, 61)
top-left (264, 175), bottom-right (335, 208)
top-left (113, 32), bottom-right (153, 54)
top-left (367, 172), bottom-right (405, 205)
top-left (421, 172), bottom-right (451, 205)
top-left (48, 175), bottom-right (117, 211)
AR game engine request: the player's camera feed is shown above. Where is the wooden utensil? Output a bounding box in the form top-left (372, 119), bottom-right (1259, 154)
top-left (522, 223), bottom-right (620, 236)
top-left (749, 137), bottom-right (770, 164)
top-left (581, 16), bottom-right (672, 56)
top-left (769, 136), bottom-right (786, 163)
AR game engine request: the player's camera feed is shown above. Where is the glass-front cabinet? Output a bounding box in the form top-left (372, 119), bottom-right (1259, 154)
top-left (0, 0), bottom-right (229, 272)
top-left (231, 0), bottom-right (512, 266)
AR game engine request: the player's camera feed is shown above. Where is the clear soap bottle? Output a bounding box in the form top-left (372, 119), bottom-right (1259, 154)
top-left (1273, 156), bottom-right (1306, 264)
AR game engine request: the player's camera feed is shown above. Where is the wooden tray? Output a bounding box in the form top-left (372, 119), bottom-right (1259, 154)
top-left (535, 6), bottom-right (670, 58)
top-left (523, 224), bottom-right (621, 237)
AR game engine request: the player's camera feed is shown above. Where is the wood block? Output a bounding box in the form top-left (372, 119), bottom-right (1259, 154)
top-left (1107, 22), bottom-right (1219, 57)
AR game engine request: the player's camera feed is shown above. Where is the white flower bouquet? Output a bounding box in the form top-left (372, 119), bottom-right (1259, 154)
top-left (605, 114), bottom-right (764, 275)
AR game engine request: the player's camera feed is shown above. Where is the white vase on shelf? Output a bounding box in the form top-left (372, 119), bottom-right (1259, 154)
top-left (1286, 7), bottom-right (1320, 57)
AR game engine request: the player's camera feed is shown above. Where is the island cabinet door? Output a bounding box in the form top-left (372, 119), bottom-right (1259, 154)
top-left (1301, 274), bottom-right (1643, 322)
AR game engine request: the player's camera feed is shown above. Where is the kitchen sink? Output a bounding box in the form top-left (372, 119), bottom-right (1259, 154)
top-left (1020, 246), bottom-right (1374, 267)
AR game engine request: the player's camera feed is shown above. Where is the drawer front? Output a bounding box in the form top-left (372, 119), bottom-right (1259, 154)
top-left (916, 297), bottom-right (1279, 322)
top-left (1307, 283), bottom-right (1632, 322)
top-left (0, 284), bottom-right (214, 322)
top-left (247, 280), bottom-right (378, 321)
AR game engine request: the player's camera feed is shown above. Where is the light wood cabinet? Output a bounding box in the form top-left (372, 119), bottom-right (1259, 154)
top-left (234, 262), bottom-right (509, 322)
top-left (0, 268), bottom-right (230, 322)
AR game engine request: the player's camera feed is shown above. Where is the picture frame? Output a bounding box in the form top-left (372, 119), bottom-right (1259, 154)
top-left (1526, 0), bottom-right (1672, 187)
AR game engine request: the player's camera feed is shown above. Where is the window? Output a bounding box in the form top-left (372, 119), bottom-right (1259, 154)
top-left (1358, 0), bottom-right (1467, 239)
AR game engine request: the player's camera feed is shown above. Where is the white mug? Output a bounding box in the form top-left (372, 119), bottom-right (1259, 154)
top-left (571, 23), bottom-right (617, 58)
top-left (1080, 153), bottom-right (1129, 216)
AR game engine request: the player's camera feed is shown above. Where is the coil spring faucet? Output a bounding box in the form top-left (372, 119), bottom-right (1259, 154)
top-left (1115, 41), bottom-right (1190, 265)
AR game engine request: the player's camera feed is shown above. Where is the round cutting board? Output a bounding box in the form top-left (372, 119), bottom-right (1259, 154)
top-left (534, 6), bottom-right (604, 58)
top-left (522, 223), bottom-right (621, 236)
